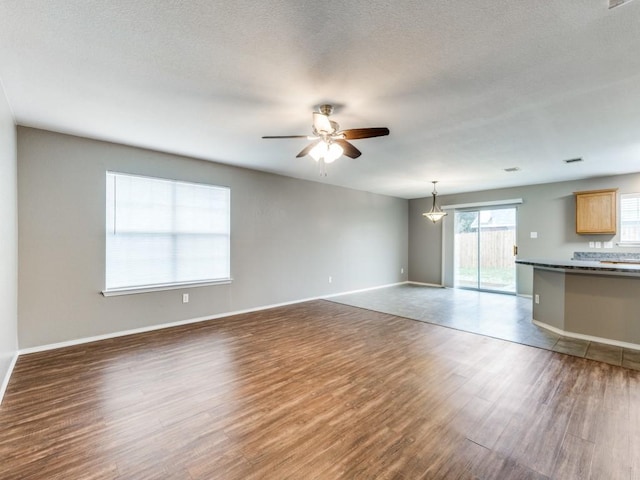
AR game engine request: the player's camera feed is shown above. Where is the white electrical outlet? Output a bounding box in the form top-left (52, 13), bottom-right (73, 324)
top-left (401, 267), bottom-right (404, 274)
top-left (589, 242), bottom-right (595, 248)
top-left (182, 293), bottom-right (189, 303)
top-left (530, 232), bottom-right (538, 239)
top-left (595, 241), bottom-right (602, 249)
top-left (328, 276), bottom-right (332, 284)
top-left (535, 294), bottom-right (540, 304)
top-left (604, 241), bottom-right (613, 249)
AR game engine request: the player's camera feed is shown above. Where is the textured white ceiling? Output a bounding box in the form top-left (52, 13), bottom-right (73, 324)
top-left (1, 0), bottom-right (639, 198)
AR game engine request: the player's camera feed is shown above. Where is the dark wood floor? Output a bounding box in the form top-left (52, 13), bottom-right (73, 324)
top-left (1, 300), bottom-right (639, 479)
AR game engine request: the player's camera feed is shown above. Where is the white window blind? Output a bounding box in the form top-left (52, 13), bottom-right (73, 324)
top-left (620, 193), bottom-right (640, 243)
top-left (105, 172), bottom-right (230, 292)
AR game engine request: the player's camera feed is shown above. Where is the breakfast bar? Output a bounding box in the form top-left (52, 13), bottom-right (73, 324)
top-left (516, 256), bottom-right (640, 349)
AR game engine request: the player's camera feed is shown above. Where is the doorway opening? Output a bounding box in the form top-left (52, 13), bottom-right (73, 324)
top-left (454, 207), bottom-right (517, 294)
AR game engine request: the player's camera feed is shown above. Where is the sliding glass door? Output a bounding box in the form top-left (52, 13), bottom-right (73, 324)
top-left (454, 207), bottom-right (517, 293)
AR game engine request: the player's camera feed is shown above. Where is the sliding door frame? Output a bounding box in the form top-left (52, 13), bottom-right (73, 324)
top-left (453, 206), bottom-right (517, 294)
top-left (440, 198), bottom-right (523, 294)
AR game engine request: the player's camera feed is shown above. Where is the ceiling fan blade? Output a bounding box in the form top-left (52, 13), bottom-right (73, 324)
top-left (340, 128), bottom-right (390, 140)
top-left (334, 139), bottom-right (362, 159)
top-left (296, 140), bottom-right (321, 158)
top-left (313, 112), bottom-right (333, 133)
top-left (262, 135), bottom-right (308, 139)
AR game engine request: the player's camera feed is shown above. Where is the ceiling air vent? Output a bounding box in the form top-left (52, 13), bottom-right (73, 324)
top-left (504, 167), bottom-right (520, 172)
top-left (563, 157), bottom-right (583, 164)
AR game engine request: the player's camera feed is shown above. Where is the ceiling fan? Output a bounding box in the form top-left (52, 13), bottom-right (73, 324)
top-left (262, 104), bottom-right (390, 169)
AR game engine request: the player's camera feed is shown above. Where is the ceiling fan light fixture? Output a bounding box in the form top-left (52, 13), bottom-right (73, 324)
top-left (325, 143), bottom-right (343, 163)
top-left (422, 181), bottom-right (448, 223)
top-left (309, 140), bottom-right (343, 163)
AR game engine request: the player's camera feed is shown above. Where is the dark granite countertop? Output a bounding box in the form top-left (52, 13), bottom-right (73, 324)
top-left (516, 258), bottom-right (640, 275)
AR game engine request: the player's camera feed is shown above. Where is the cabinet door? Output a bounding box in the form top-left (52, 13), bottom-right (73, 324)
top-left (575, 189), bottom-right (617, 234)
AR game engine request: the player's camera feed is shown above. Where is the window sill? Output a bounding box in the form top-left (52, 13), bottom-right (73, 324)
top-left (102, 279), bottom-right (232, 297)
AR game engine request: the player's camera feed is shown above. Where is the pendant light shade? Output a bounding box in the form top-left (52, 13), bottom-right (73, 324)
top-left (422, 181), bottom-right (448, 223)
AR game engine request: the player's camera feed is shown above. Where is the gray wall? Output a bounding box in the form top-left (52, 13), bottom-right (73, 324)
top-left (408, 199), bottom-right (443, 285)
top-left (17, 127), bottom-right (408, 349)
top-left (0, 83), bottom-right (18, 393)
top-left (408, 173), bottom-right (640, 295)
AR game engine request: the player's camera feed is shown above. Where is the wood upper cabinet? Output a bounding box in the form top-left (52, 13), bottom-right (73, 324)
top-left (574, 188), bottom-right (618, 234)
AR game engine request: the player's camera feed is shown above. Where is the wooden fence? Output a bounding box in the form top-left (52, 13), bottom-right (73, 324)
top-left (455, 230), bottom-right (516, 269)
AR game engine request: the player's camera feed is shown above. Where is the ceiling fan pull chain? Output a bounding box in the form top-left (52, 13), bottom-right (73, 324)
top-left (320, 159), bottom-right (327, 177)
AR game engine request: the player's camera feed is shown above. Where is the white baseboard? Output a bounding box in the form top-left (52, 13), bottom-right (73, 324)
top-left (18, 282), bottom-right (407, 356)
top-left (324, 281), bottom-right (407, 298)
top-left (0, 352), bottom-right (19, 405)
top-left (406, 281), bottom-right (445, 288)
top-left (533, 319), bottom-right (640, 351)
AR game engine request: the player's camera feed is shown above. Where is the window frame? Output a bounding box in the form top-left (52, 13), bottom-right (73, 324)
top-left (102, 172), bottom-right (231, 296)
top-left (619, 192), bottom-right (640, 246)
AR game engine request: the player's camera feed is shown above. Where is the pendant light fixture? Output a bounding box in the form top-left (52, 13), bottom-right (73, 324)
top-left (422, 181), bottom-right (448, 223)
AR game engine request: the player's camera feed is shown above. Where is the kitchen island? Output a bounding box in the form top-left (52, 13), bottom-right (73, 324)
top-left (516, 257), bottom-right (640, 349)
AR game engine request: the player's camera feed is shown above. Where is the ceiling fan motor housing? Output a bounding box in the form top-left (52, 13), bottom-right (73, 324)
top-left (319, 104), bottom-right (334, 116)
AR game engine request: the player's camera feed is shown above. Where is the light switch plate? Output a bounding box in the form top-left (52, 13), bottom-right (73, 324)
top-left (604, 241), bottom-right (613, 249)
top-left (530, 232), bottom-right (538, 238)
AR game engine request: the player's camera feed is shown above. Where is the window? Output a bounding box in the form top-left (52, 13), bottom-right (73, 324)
top-left (104, 172), bottom-right (230, 294)
top-left (620, 193), bottom-right (640, 243)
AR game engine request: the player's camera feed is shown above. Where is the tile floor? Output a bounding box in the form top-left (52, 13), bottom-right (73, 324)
top-left (329, 283), bottom-right (640, 371)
